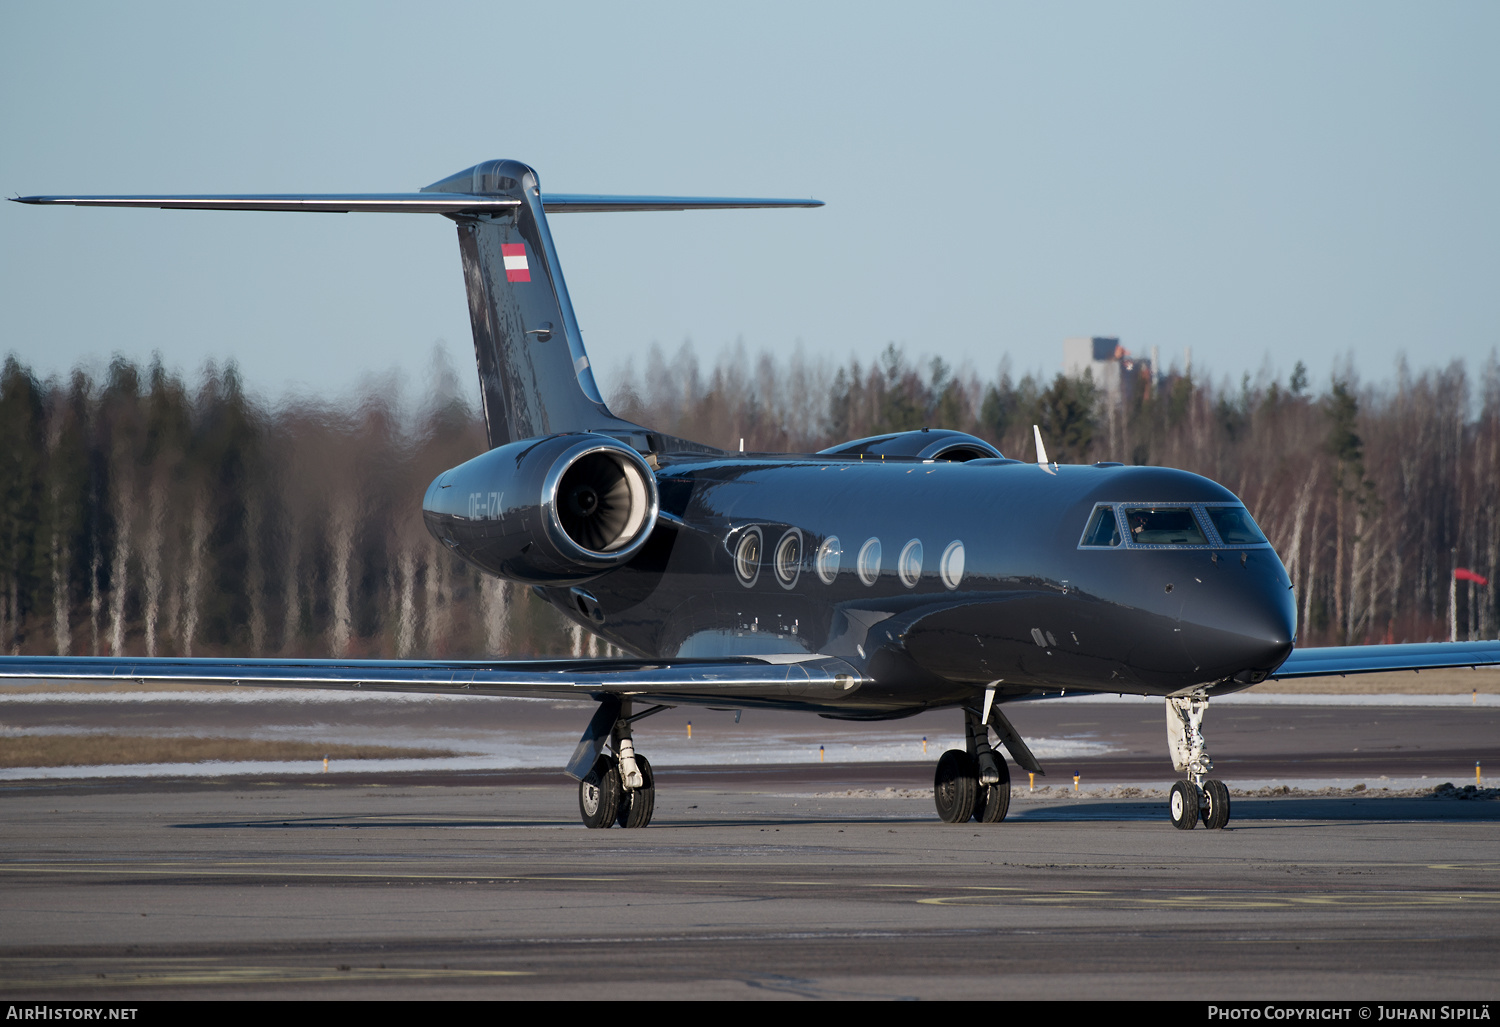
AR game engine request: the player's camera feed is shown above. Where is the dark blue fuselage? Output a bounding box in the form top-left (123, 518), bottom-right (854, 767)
top-left (428, 450), bottom-right (1298, 716)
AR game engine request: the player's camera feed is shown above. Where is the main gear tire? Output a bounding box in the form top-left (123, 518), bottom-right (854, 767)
top-left (616, 754), bottom-right (656, 829)
top-left (973, 757), bottom-right (1012, 824)
top-left (1169, 780), bottom-right (1200, 831)
top-left (934, 749), bottom-right (978, 824)
top-left (579, 755), bottom-right (621, 829)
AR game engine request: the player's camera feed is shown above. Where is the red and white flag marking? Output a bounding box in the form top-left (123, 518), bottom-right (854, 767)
top-left (501, 243), bottom-right (531, 283)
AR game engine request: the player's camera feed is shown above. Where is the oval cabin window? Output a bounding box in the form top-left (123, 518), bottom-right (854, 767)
top-left (816, 536), bottom-right (842, 584)
top-left (857, 538), bottom-right (882, 586)
top-left (940, 540), bottom-right (965, 589)
top-left (898, 539), bottom-right (923, 588)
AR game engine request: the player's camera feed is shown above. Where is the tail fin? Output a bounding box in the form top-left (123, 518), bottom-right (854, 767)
top-left (13, 160), bottom-right (821, 451)
top-left (423, 160), bottom-right (638, 448)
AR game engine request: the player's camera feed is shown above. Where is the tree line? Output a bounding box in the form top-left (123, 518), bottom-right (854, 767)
top-left (3, 342), bottom-right (1497, 658)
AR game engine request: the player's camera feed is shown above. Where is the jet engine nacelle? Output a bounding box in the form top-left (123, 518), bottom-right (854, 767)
top-left (421, 433), bottom-right (660, 585)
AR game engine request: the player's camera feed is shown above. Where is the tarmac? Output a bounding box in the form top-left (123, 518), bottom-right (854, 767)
top-left (1, 684), bottom-right (1498, 999)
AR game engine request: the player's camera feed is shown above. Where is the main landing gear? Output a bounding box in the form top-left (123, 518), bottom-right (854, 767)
top-left (1166, 694), bottom-right (1232, 831)
top-left (578, 751), bottom-right (656, 829)
top-left (571, 697), bottom-right (664, 829)
top-left (934, 697), bottom-right (1042, 825)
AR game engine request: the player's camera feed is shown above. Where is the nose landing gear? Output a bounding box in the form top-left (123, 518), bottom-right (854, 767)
top-left (1166, 695), bottom-right (1232, 830)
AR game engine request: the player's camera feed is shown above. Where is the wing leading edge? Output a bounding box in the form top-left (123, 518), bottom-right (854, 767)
top-left (0, 654), bottom-right (863, 708)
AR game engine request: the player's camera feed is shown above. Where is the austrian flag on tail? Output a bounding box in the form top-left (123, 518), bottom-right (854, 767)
top-left (501, 243), bottom-right (530, 282)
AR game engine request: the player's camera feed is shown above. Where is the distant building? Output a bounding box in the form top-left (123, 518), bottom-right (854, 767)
top-left (1063, 336), bottom-right (1153, 406)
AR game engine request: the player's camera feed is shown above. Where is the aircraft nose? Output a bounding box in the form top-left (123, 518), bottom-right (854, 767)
top-left (1176, 552), bottom-right (1298, 682)
top-left (1232, 585), bottom-right (1297, 678)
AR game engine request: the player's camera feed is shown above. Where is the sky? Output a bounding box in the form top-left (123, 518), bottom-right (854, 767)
top-left (2, 1), bottom-right (1497, 410)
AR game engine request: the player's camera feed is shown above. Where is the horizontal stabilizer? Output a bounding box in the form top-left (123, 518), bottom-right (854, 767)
top-left (10, 193), bottom-right (519, 214)
top-left (11, 194), bottom-right (823, 214)
top-left (12, 160), bottom-right (825, 450)
top-left (0, 654), bottom-right (863, 708)
top-left (542, 194), bottom-right (823, 212)
top-left (1270, 640), bottom-right (1500, 678)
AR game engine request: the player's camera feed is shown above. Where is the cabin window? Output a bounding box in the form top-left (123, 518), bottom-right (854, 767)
top-left (857, 538), bottom-right (882, 586)
top-left (1122, 506), bottom-right (1208, 546)
top-left (939, 540), bottom-right (965, 589)
top-left (1079, 505), bottom-right (1122, 548)
top-left (734, 527), bottom-right (763, 586)
top-left (898, 539), bottom-right (923, 588)
top-left (774, 528), bottom-right (803, 589)
top-left (1205, 505), bottom-right (1267, 545)
top-left (816, 536), bottom-right (842, 584)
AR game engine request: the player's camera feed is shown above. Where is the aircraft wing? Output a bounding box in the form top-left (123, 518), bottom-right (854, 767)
top-left (1270, 640), bottom-right (1500, 679)
top-left (0, 654), bottom-right (862, 708)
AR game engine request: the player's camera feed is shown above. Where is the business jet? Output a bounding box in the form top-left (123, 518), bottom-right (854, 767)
top-left (8, 160), bottom-right (1498, 832)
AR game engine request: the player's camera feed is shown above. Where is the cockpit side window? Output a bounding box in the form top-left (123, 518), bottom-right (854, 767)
top-left (1079, 505), bottom-right (1121, 547)
top-left (1122, 506), bottom-right (1208, 546)
top-left (1205, 505), bottom-right (1267, 545)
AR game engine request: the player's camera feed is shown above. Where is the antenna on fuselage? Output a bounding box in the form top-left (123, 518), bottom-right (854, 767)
top-left (1032, 425), bottom-right (1049, 466)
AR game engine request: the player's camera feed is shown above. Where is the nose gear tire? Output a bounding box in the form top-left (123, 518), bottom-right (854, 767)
top-left (1170, 780), bottom-right (1200, 830)
top-left (1200, 778), bottom-right (1231, 829)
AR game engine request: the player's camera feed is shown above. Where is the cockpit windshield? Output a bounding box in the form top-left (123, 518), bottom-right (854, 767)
top-left (1079, 503), bottom-right (1270, 550)
top-left (1205, 505), bottom-right (1268, 544)
top-left (1122, 507), bottom-right (1207, 545)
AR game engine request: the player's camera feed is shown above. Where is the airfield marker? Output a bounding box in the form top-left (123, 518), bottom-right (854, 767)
top-left (686, 721), bottom-right (691, 739)
top-left (1073, 772), bottom-right (1080, 793)
top-left (322, 755), bottom-right (328, 773)
top-left (1028, 773), bottom-right (1034, 791)
top-left (820, 745), bottom-right (825, 763)
top-left (922, 736), bottom-right (927, 755)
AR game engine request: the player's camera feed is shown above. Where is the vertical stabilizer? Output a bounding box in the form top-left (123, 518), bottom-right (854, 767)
top-left (423, 160), bottom-right (643, 449)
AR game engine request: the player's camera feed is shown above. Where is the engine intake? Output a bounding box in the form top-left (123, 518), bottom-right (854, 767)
top-left (550, 446), bottom-right (656, 555)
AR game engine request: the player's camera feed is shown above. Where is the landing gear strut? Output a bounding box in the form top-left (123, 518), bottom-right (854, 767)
top-left (1166, 694), bottom-right (1231, 830)
top-left (616, 753), bottom-right (655, 829)
top-left (570, 698), bottom-right (664, 829)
